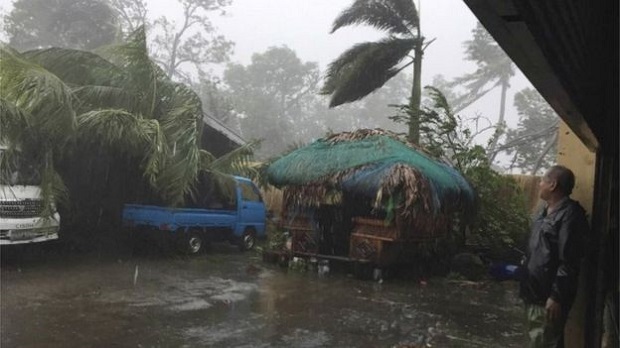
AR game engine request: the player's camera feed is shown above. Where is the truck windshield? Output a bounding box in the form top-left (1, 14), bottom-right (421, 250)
top-left (0, 150), bottom-right (41, 186)
top-left (239, 182), bottom-right (262, 202)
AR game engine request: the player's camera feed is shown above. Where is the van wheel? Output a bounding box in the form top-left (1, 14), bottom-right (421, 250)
top-left (238, 228), bottom-right (256, 251)
top-left (180, 230), bottom-right (204, 255)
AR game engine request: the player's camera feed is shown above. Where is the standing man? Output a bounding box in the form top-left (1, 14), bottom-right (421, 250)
top-left (520, 165), bottom-right (589, 347)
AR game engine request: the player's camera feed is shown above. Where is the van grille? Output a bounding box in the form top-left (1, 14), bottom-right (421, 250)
top-left (0, 199), bottom-right (45, 218)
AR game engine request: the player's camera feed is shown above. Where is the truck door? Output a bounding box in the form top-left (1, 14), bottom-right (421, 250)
top-left (237, 181), bottom-right (266, 236)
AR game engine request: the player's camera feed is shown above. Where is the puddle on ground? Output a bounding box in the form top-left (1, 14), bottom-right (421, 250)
top-left (1, 248), bottom-right (527, 347)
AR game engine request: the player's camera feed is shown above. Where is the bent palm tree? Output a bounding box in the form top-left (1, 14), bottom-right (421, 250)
top-left (322, 0), bottom-right (429, 144)
top-left (1, 27), bottom-right (256, 234)
top-left (23, 27), bottom-right (202, 207)
top-left (451, 23), bottom-right (515, 162)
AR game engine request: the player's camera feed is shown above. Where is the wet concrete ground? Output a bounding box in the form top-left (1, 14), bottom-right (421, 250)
top-left (1, 244), bottom-right (527, 347)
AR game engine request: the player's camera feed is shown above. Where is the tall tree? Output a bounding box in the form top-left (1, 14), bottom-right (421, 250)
top-left (111, 0), bottom-right (234, 83)
top-left (321, 0), bottom-right (429, 144)
top-left (452, 22), bottom-right (515, 162)
top-left (109, 0), bottom-right (148, 35)
top-left (501, 88), bottom-right (559, 174)
top-left (194, 76), bottom-right (237, 126)
top-left (223, 46), bottom-right (320, 157)
top-left (4, 0), bottom-right (118, 51)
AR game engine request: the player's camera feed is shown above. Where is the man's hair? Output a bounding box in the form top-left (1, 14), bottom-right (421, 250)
top-left (546, 165), bottom-right (576, 196)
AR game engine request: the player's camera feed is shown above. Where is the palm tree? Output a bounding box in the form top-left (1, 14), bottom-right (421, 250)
top-left (1, 27), bottom-right (256, 239)
top-left (321, 0), bottom-right (431, 144)
top-left (19, 27), bottom-right (202, 206)
top-left (451, 23), bottom-right (515, 162)
top-left (0, 45), bottom-right (76, 215)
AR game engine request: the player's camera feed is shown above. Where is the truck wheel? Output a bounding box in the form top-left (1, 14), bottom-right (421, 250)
top-left (238, 228), bottom-right (256, 251)
top-left (181, 230), bottom-right (204, 255)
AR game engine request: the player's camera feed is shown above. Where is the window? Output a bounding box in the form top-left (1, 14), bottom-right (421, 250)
top-left (239, 182), bottom-right (261, 202)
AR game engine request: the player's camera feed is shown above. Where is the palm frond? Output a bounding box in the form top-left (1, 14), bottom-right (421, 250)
top-left (0, 45), bottom-right (76, 146)
top-left (72, 85), bottom-right (142, 114)
top-left (96, 26), bottom-right (159, 117)
top-left (322, 38), bottom-right (415, 107)
top-left (449, 67), bottom-right (509, 112)
top-left (199, 149), bottom-right (217, 169)
top-left (139, 118), bottom-right (167, 187)
top-left (77, 109), bottom-right (149, 151)
top-left (21, 48), bottom-right (146, 114)
top-left (332, 0), bottom-right (419, 35)
top-left (205, 141), bottom-right (258, 178)
top-left (0, 145), bottom-right (21, 185)
top-left (22, 48), bottom-right (127, 88)
top-left (0, 98), bottom-right (31, 146)
top-left (154, 144), bottom-right (201, 206)
top-left (39, 161), bottom-right (69, 218)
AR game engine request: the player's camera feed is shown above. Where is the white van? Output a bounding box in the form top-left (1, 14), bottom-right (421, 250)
top-left (0, 146), bottom-right (60, 245)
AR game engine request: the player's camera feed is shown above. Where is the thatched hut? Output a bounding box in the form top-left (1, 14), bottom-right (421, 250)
top-left (266, 129), bottom-right (477, 266)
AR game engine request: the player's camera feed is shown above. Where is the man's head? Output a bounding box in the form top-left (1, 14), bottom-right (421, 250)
top-left (539, 165), bottom-right (575, 201)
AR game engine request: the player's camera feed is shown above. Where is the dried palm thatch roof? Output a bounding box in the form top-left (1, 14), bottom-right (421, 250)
top-left (267, 129), bottom-right (476, 217)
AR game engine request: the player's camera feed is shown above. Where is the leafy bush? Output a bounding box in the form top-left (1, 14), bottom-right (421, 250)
top-left (394, 86), bottom-right (531, 262)
top-left (465, 166), bottom-right (530, 262)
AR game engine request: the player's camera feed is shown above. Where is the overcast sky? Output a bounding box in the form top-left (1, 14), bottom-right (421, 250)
top-left (148, 0), bottom-right (532, 129)
top-left (0, 0), bottom-right (533, 128)
top-left (0, 0), bottom-right (538, 164)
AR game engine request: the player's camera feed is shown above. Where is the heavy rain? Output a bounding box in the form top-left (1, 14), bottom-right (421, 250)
top-left (0, 0), bottom-right (617, 348)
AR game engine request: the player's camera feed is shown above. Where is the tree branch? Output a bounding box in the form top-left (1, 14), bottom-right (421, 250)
top-left (530, 132), bottom-right (558, 175)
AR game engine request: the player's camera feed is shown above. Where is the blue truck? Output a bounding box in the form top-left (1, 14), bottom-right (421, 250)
top-left (122, 176), bottom-right (266, 254)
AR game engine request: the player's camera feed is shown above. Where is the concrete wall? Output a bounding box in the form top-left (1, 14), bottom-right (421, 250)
top-left (556, 119), bottom-right (597, 348)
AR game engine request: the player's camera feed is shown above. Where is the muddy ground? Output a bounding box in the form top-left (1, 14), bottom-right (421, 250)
top-left (1, 242), bottom-right (527, 347)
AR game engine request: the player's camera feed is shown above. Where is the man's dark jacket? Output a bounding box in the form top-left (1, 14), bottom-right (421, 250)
top-left (520, 198), bottom-right (588, 306)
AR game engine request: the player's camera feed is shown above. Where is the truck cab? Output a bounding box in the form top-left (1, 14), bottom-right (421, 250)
top-left (0, 146), bottom-right (60, 245)
top-left (123, 176), bottom-right (266, 254)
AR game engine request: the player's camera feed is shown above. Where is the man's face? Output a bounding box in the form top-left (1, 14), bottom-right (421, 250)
top-left (539, 172), bottom-right (557, 201)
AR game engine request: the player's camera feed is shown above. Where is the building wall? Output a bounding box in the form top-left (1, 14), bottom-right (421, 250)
top-left (556, 119), bottom-right (597, 348)
top-left (557, 120), bottom-right (596, 215)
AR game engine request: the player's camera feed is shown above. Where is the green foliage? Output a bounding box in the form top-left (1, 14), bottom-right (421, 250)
top-left (111, 0), bottom-right (233, 81)
top-left (322, 38), bottom-right (417, 107)
top-left (0, 46), bottom-right (76, 145)
top-left (1, 28), bottom-right (256, 246)
top-left (331, 0), bottom-right (419, 35)
top-left (403, 86), bottom-right (530, 260)
top-left (450, 23), bottom-right (516, 161)
top-left (450, 23), bottom-right (515, 111)
top-left (4, 0), bottom-right (118, 51)
top-left (0, 45), bottom-right (76, 216)
top-left (323, 0), bottom-right (420, 108)
top-left (324, 0), bottom-right (429, 143)
top-left (392, 87), bottom-right (489, 171)
top-left (266, 224), bottom-right (288, 251)
top-left (288, 257), bottom-right (308, 273)
top-left (223, 46), bottom-right (320, 158)
top-left (503, 88), bottom-right (559, 174)
top-left (109, 0), bottom-right (148, 34)
top-left (464, 166), bottom-right (530, 260)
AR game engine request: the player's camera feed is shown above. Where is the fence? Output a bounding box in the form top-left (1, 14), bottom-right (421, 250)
top-left (507, 174), bottom-right (543, 213)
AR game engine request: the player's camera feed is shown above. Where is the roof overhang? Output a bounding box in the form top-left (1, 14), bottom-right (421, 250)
top-left (463, 0), bottom-right (618, 154)
top-left (202, 115), bottom-right (246, 146)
